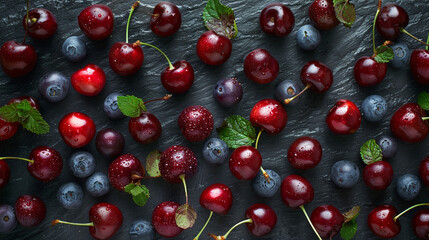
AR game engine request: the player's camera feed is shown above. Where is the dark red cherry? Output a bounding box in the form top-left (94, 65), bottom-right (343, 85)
top-left (178, 105), bottom-right (213, 142)
top-left (308, 0), bottom-right (339, 30)
top-left (58, 112), bottom-right (96, 148)
top-left (413, 209), bottom-right (429, 240)
top-left (249, 99), bottom-right (287, 135)
top-left (161, 60), bottom-right (194, 94)
top-left (0, 160), bottom-right (10, 188)
top-left (88, 203), bottom-right (123, 240)
top-left (15, 195), bottom-right (46, 227)
top-left (78, 4), bottom-right (114, 40)
top-left (23, 8), bottom-right (57, 40)
top-left (152, 201), bottom-right (183, 238)
top-left (150, 2), bottom-right (181, 37)
top-left (326, 99), bottom-right (361, 134)
top-left (200, 183), bottom-right (233, 215)
top-left (28, 146), bottom-right (63, 182)
top-left (410, 49), bottom-right (429, 85)
top-left (196, 31), bottom-right (232, 66)
top-left (245, 203), bottom-right (277, 237)
top-left (229, 146), bottom-right (262, 180)
top-left (0, 40), bottom-right (37, 78)
top-left (367, 205), bottom-right (400, 238)
top-left (95, 128), bottom-right (125, 158)
top-left (419, 156), bottom-right (429, 187)
top-left (280, 175), bottom-right (314, 208)
top-left (108, 154), bottom-right (144, 191)
top-left (310, 205), bottom-right (344, 239)
top-left (390, 103), bottom-right (429, 142)
top-left (363, 161), bottom-right (393, 190)
top-left (8, 96), bottom-right (39, 110)
top-left (301, 61), bottom-right (333, 93)
top-left (159, 145), bottom-right (198, 183)
top-left (354, 56), bottom-right (387, 87)
top-left (244, 49), bottom-right (279, 84)
top-left (71, 64), bottom-right (106, 96)
top-left (109, 42), bottom-right (144, 76)
top-left (0, 117), bottom-right (19, 141)
top-left (287, 136), bottom-right (322, 170)
top-left (128, 112), bottom-right (162, 144)
top-left (376, 4), bottom-right (409, 40)
top-left (260, 3), bottom-right (295, 37)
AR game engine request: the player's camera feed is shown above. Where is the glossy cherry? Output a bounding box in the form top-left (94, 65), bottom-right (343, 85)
top-left (8, 96), bottom-right (39, 110)
top-left (326, 99), bottom-right (361, 134)
top-left (152, 201), bottom-right (183, 238)
top-left (354, 56), bottom-right (387, 87)
top-left (58, 112), bottom-right (96, 148)
top-left (159, 145), bottom-right (198, 183)
top-left (281, 175), bottom-right (314, 208)
top-left (108, 154), bottom-right (144, 191)
top-left (71, 64), bottom-right (106, 96)
top-left (178, 105), bottom-right (213, 142)
top-left (308, 0), bottom-right (339, 30)
top-left (0, 40), bottom-right (37, 78)
top-left (196, 31), bottom-right (232, 66)
top-left (27, 146), bottom-right (63, 182)
top-left (376, 4), bottom-right (409, 40)
top-left (161, 60), bottom-right (194, 93)
top-left (15, 195), bottom-right (46, 227)
top-left (249, 99), bottom-right (287, 135)
top-left (363, 161), bottom-right (393, 190)
top-left (413, 209), bottom-right (429, 240)
top-left (287, 136), bottom-right (322, 170)
top-left (150, 2), bottom-right (181, 37)
top-left (0, 160), bottom-right (10, 188)
top-left (390, 103), bottom-right (429, 142)
top-left (78, 4), bottom-right (114, 40)
top-left (109, 42), bottom-right (144, 76)
top-left (367, 205), bottom-right (400, 238)
top-left (410, 49), bottom-right (429, 85)
top-left (229, 146), bottom-right (262, 180)
top-left (245, 204), bottom-right (277, 237)
top-left (200, 183), bottom-right (233, 216)
top-left (128, 112), bottom-right (162, 144)
top-left (310, 205), bottom-right (344, 239)
top-left (419, 156), bottom-right (429, 187)
top-left (0, 117), bottom-right (19, 141)
top-left (260, 3), bottom-right (294, 37)
top-left (23, 8), bottom-right (57, 39)
top-left (244, 49), bottom-right (279, 84)
top-left (95, 128), bottom-right (125, 158)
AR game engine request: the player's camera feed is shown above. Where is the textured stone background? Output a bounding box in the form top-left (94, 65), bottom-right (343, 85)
top-left (1, 0), bottom-right (429, 239)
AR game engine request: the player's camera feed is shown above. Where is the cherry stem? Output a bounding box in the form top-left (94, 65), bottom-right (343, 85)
top-left (144, 94), bottom-right (172, 105)
top-left (401, 28), bottom-right (429, 47)
top-left (23, 0), bottom-right (30, 44)
top-left (136, 41), bottom-right (174, 70)
top-left (254, 129), bottom-right (263, 150)
top-left (180, 174), bottom-right (189, 205)
top-left (422, 117), bottom-right (429, 121)
top-left (131, 174), bottom-right (160, 181)
top-left (300, 205), bottom-right (322, 240)
top-left (393, 203), bottom-right (429, 222)
top-left (254, 129), bottom-right (270, 183)
top-left (259, 166), bottom-right (270, 183)
top-left (51, 219), bottom-right (94, 227)
top-left (0, 157), bottom-right (34, 164)
top-left (194, 211), bottom-right (213, 240)
top-left (426, 33), bottom-right (429, 51)
top-left (372, 40), bottom-right (392, 58)
top-left (284, 84), bottom-right (311, 104)
top-left (126, 1), bottom-right (139, 43)
top-left (209, 218), bottom-right (253, 239)
top-left (372, 0), bottom-right (382, 54)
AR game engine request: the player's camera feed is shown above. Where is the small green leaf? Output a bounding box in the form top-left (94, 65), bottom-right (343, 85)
top-left (22, 108), bottom-right (50, 134)
top-left (131, 185), bottom-right (150, 207)
top-left (130, 185), bottom-right (144, 196)
top-left (343, 206), bottom-right (360, 222)
top-left (334, 0), bottom-right (356, 28)
top-left (360, 139), bottom-right (383, 165)
top-left (117, 95), bottom-right (146, 118)
top-left (16, 100), bottom-right (32, 119)
top-left (175, 204), bottom-right (197, 229)
top-left (124, 183), bottom-right (136, 193)
top-left (340, 220), bottom-right (357, 240)
top-left (0, 103), bottom-right (19, 122)
top-left (146, 150), bottom-right (162, 177)
top-left (216, 115), bottom-right (256, 149)
top-left (374, 45), bottom-right (394, 63)
top-left (202, 0), bottom-right (237, 39)
top-left (418, 92), bottom-right (429, 111)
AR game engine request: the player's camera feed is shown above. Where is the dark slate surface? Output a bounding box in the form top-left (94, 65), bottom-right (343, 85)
top-left (1, 0), bottom-right (429, 239)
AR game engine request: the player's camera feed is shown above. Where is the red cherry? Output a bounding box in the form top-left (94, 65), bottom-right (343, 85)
top-left (159, 145), bottom-right (198, 183)
top-left (308, 0), bottom-right (339, 30)
top-left (413, 209), bottom-right (429, 240)
top-left (363, 161), bottom-right (393, 190)
top-left (88, 203), bottom-right (123, 240)
top-left (249, 99), bottom-right (287, 135)
top-left (161, 60), bottom-right (194, 94)
top-left (419, 156), bottom-right (429, 187)
top-left (152, 201), bottom-right (183, 238)
top-left (410, 49), bottom-right (429, 85)
top-left (244, 49), bottom-right (279, 84)
top-left (354, 56), bottom-right (387, 87)
top-left (15, 195), bottom-right (46, 227)
top-left (95, 128), bottom-right (125, 158)
top-left (287, 136), bottom-right (322, 170)
top-left (367, 205), bottom-right (400, 238)
top-left (108, 154), bottom-right (144, 191)
top-left (376, 4), bottom-right (409, 40)
top-left (0, 40), bottom-right (37, 78)
top-left (178, 105), bottom-right (213, 142)
top-left (78, 4), bottom-right (114, 40)
top-left (260, 3), bottom-right (294, 37)
top-left (128, 112), bottom-right (162, 144)
top-left (71, 64), bottom-right (106, 96)
top-left (280, 174), bottom-right (314, 208)
top-left (310, 205), bottom-right (344, 239)
top-left (200, 183), bottom-right (233, 216)
top-left (0, 117), bottom-right (19, 141)
top-left (196, 31), bottom-right (232, 66)
top-left (390, 103), bottom-right (429, 142)
top-left (150, 2), bottom-right (181, 37)
top-left (245, 203), bottom-right (277, 237)
top-left (229, 146), bottom-right (262, 180)
top-left (0, 160), bottom-right (10, 188)
top-left (8, 96), bottom-right (39, 110)
top-left (23, 8), bottom-right (57, 40)
top-left (301, 61), bottom-right (333, 93)
top-left (58, 112), bottom-right (96, 148)
top-left (108, 42), bottom-right (144, 76)
top-left (326, 99), bottom-right (361, 134)
top-left (28, 146), bottom-right (63, 182)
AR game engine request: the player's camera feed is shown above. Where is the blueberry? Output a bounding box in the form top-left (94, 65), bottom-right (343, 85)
top-left (129, 219), bottom-right (155, 239)
top-left (38, 72), bottom-right (69, 102)
top-left (69, 151), bottom-right (95, 178)
top-left (361, 95), bottom-right (387, 122)
top-left (0, 205), bottom-right (17, 233)
top-left (104, 92), bottom-right (124, 119)
top-left (389, 42), bottom-right (410, 69)
top-left (62, 36), bottom-right (87, 62)
top-left (396, 174), bottom-right (421, 201)
top-left (213, 78), bottom-right (243, 108)
top-left (375, 135), bottom-right (398, 159)
top-left (86, 172), bottom-right (110, 197)
top-left (202, 137), bottom-right (229, 164)
top-left (274, 80), bottom-right (302, 106)
top-left (57, 182), bottom-right (84, 210)
top-left (252, 169), bottom-right (281, 198)
top-left (331, 160), bottom-right (359, 188)
top-left (296, 24), bottom-right (321, 51)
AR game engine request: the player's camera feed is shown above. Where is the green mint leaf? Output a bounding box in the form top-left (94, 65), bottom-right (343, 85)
top-left (374, 45), bottom-right (394, 63)
top-left (124, 183), bottom-right (136, 193)
top-left (16, 100), bottom-right (32, 119)
top-left (418, 92), bottom-right (429, 111)
top-left (334, 0), bottom-right (355, 28)
top-left (21, 108), bottom-right (49, 135)
top-left (202, 0), bottom-right (237, 39)
top-left (343, 206), bottom-right (360, 222)
top-left (216, 115), bottom-right (256, 148)
top-left (341, 219), bottom-right (357, 240)
top-left (117, 95), bottom-right (146, 118)
top-left (360, 139), bottom-right (382, 165)
top-left (130, 185), bottom-right (144, 196)
top-left (132, 185), bottom-right (150, 207)
top-left (0, 103), bottom-right (19, 122)
top-left (175, 204), bottom-right (197, 229)
top-left (146, 150), bottom-right (162, 177)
